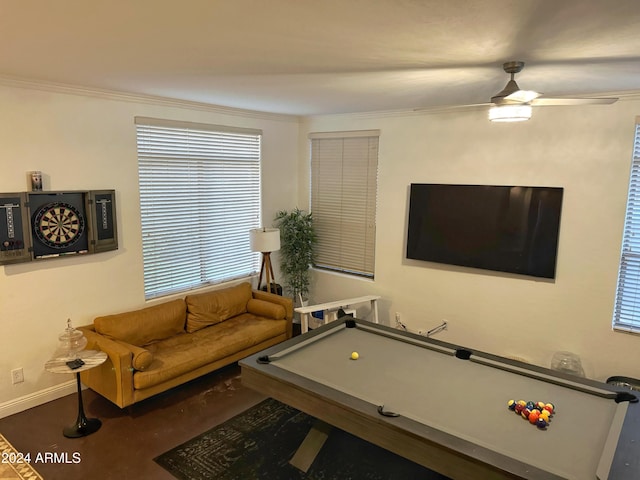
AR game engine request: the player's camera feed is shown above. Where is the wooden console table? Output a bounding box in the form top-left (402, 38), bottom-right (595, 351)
top-left (295, 295), bottom-right (381, 333)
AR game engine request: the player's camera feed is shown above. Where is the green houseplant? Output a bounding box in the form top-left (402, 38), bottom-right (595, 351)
top-left (273, 208), bottom-right (317, 304)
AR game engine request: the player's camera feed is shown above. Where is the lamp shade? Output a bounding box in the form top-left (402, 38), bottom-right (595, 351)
top-left (488, 104), bottom-right (532, 122)
top-left (250, 228), bottom-right (280, 253)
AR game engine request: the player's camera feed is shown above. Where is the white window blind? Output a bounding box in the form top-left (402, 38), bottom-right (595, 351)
top-left (310, 130), bottom-right (379, 278)
top-left (135, 117), bottom-right (261, 299)
top-left (613, 120), bottom-right (640, 332)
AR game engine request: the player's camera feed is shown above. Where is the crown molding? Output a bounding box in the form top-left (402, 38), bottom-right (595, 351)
top-left (0, 74), bottom-right (299, 123)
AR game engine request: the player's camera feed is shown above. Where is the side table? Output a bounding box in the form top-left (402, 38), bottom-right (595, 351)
top-left (45, 349), bottom-right (107, 438)
top-left (294, 295), bottom-right (381, 334)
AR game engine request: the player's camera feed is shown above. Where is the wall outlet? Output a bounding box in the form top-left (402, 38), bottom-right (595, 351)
top-left (11, 368), bottom-right (24, 384)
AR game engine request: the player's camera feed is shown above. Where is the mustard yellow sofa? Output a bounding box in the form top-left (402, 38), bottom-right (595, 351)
top-left (79, 282), bottom-right (292, 408)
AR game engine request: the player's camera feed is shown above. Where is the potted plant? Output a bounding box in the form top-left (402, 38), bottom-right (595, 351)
top-left (273, 208), bottom-right (317, 305)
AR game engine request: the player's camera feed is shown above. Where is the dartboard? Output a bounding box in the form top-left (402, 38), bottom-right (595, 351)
top-left (33, 202), bottom-right (85, 249)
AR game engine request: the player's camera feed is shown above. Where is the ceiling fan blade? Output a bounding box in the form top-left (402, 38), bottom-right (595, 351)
top-left (413, 102), bottom-right (491, 113)
top-left (505, 90), bottom-right (541, 103)
top-left (531, 97), bottom-right (618, 106)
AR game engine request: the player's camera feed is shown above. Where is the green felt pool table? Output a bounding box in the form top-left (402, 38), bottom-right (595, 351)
top-left (239, 318), bottom-right (640, 479)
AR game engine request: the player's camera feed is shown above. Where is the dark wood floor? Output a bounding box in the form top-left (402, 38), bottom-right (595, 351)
top-left (0, 364), bottom-right (265, 480)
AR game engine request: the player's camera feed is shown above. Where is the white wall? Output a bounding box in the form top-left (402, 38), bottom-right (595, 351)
top-left (300, 100), bottom-right (640, 381)
top-left (2, 78), bottom-right (638, 416)
top-left (0, 82), bottom-right (299, 415)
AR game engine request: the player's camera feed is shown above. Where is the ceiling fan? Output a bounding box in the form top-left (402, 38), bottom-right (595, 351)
top-left (486, 61), bottom-right (618, 122)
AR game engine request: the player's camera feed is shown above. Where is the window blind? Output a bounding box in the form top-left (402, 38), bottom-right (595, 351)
top-left (135, 117), bottom-right (261, 299)
top-left (613, 120), bottom-right (640, 332)
top-left (310, 131), bottom-right (379, 278)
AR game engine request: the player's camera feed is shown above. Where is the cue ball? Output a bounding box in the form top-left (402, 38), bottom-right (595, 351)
top-left (350, 351), bottom-right (359, 360)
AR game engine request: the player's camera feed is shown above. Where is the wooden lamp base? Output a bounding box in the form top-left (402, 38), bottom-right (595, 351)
top-left (257, 252), bottom-right (277, 294)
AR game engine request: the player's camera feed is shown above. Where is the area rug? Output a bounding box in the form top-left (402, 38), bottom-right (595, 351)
top-left (155, 398), bottom-right (449, 480)
top-left (0, 434), bottom-right (43, 480)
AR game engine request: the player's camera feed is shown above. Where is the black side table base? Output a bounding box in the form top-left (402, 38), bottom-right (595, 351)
top-left (63, 417), bottom-right (101, 438)
top-left (63, 372), bottom-right (101, 438)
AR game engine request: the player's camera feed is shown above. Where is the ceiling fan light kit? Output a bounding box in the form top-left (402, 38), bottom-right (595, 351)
top-left (414, 61), bottom-right (617, 120)
top-left (488, 62), bottom-right (533, 122)
top-left (488, 104), bottom-right (532, 122)
top-left (484, 61), bottom-right (617, 123)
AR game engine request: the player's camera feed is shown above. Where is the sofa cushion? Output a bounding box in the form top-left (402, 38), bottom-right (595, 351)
top-left (185, 282), bottom-right (252, 333)
top-left (247, 298), bottom-right (286, 320)
top-left (134, 313), bottom-right (287, 390)
top-left (94, 299), bottom-right (186, 347)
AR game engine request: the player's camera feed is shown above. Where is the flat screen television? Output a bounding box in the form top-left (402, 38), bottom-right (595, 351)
top-left (406, 184), bottom-right (563, 279)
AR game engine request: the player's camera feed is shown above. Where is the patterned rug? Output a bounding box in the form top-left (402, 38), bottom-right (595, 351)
top-left (155, 398), bottom-right (449, 480)
top-left (0, 434), bottom-right (43, 480)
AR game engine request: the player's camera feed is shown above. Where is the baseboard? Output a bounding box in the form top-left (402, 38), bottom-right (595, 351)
top-left (0, 380), bottom-right (76, 419)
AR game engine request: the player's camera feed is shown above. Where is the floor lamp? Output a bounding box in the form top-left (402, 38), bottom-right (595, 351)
top-left (250, 227), bottom-right (280, 294)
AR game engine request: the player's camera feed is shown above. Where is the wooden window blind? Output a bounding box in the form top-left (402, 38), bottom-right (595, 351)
top-left (135, 117), bottom-right (261, 299)
top-left (310, 130), bottom-right (379, 278)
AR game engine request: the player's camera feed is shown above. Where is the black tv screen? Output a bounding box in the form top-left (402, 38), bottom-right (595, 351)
top-left (406, 184), bottom-right (563, 278)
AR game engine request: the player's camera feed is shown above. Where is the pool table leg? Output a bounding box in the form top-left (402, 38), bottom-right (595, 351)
top-left (289, 419), bottom-right (332, 472)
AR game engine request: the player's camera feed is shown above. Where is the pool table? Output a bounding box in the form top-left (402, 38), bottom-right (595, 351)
top-left (239, 318), bottom-right (640, 479)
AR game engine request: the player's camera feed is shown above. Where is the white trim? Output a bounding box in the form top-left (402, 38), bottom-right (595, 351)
top-left (0, 74), bottom-right (298, 123)
top-left (613, 325), bottom-right (640, 336)
top-left (0, 380), bottom-right (76, 419)
top-left (308, 129), bottom-right (380, 139)
top-left (134, 116), bottom-right (262, 135)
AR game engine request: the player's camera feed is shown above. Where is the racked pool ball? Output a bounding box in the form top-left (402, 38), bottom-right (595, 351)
top-left (508, 400), bottom-right (516, 410)
top-left (528, 410), bottom-right (541, 424)
top-left (536, 418), bottom-right (548, 429)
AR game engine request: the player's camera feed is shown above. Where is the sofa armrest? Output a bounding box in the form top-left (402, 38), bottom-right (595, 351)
top-left (252, 289), bottom-right (294, 338)
top-left (78, 325), bottom-right (135, 408)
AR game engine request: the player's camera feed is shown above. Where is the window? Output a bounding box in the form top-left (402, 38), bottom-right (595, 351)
top-left (310, 130), bottom-right (379, 278)
top-left (135, 117), bottom-right (261, 299)
top-left (613, 119), bottom-right (640, 332)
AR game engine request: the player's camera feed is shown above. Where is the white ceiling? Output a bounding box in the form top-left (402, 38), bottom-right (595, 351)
top-left (1, 0), bottom-right (640, 116)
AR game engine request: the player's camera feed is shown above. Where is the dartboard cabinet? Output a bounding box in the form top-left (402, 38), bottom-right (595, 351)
top-left (0, 190), bottom-right (117, 265)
